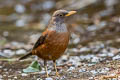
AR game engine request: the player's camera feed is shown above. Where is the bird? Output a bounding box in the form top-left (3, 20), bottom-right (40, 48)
top-left (19, 10), bottom-right (76, 77)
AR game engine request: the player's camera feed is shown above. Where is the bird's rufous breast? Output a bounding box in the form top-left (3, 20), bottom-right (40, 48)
top-left (33, 30), bottom-right (70, 60)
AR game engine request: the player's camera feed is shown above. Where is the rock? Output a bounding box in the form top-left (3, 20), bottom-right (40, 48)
top-left (21, 73), bottom-right (28, 76)
top-left (91, 56), bottom-right (99, 62)
top-left (14, 76), bottom-right (17, 79)
top-left (39, 70), bottom-right (46, 74)
top-left (42, 1), bottom-right (55, 10)
top-left (0, 66), bottom-right (3, 69)
top-left (67, 66), bottom-right (75, 71)
top-left (112, 55), bottom-right (120, 60)
top-left (107, 52), bottom-right (114, 57)
top-left (79, 47), bottom-right (90, 52)
top-left (15, 4), bottom-right (26, 13)
top-left (37, 78), bottom-right (42, 80)
top-left (16, 49), bottom-right (26, 55)
top-left (0, 75), bottom-right (2, 79)
top-left (0, 49), bottom-right (15, 58)
top-left (73, 37), bottom-right (80, 44)
top-left (45, 77), bottom-right (53, 80)
top-left (90, 70), bottom-right (98, 75)
top-left (79, 68), bottom-right (87, 72)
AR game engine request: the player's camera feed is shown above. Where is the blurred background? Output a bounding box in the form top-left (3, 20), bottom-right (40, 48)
top-left (1, 0), bottom-right (120, 79)
top-left (0, 0), bottom-right (120, 58)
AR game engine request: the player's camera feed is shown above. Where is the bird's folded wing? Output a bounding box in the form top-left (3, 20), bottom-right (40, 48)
top-left (33, 33), bottom-right (48, 49)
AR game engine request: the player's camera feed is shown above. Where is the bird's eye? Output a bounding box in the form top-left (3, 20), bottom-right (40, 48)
top-left (59, 14), bottom-right (63, 17)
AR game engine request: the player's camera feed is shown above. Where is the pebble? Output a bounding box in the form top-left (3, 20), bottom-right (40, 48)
top-left (21, 73), bottom-right (28, 76)
top-left (90, 70), bottom-right (98, 75)
top-left (16, 49), bottom-right (26, 55)
top-left (79, 47), bottom-right (90, 52)
top-left (91, 56), bottom-right (99, 62)
top-left (15, 4), bottom-right (26, 13)
top-left (79, 68), bottom-right (87, 72)
top-left (73, 37), bottom-right (80, 44)
top-left (3, 68), bottom-right (7, 71)
top-left (67, 66), bottom-right (75, 71)
top-left (37, 78), bottom-right (42, 80)
top-left (107, 52), bottom-right (114, 57)
top-left (45, 77), bottom-right (53, 80)
top-left (70, 48), bottom-right (80, 53)
top-left (16, 19), bottom-right (26, 27)
top-left (89, 77), bottom-right (94, 80)
top-left (60, 76), bottom-right (66, 79)
top-left (3, 75), bottom-right (6, 77)
top-left (14, 76), bottom-right (17, 79)
top-left (0, 75), bottom-right (2, 79)
top-left (39, 70), bottom-right (46, 74)
top-left (112, 55), bottom-right (120, 60)
top-left (2, 49), bottom-right (15, 57)
top-left (80, 54), bottom-right (95, 60)
top-left (98, 53), bottom-right (107, 57)
top-left (0, 66), bottom-right (2, 69)
top-left (42, 1), bottom-right (55, 10)
top-left (98, 67), bottom-right (109, 74)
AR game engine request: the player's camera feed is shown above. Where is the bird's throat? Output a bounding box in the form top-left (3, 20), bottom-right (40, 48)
top-left (48, 19), bottom-right (68, 33)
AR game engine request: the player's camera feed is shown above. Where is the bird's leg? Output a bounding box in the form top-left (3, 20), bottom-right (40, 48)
top-left (44, 60), bottom-right (49, 77)
top-left (53, 60), bottom-right (60, 77)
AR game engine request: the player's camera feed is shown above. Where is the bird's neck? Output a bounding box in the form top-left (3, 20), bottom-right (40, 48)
top-left (48, 17), bottom-right (68, 33)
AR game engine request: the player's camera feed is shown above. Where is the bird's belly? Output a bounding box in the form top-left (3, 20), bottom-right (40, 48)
top-left (36, 32), bottom-right (69, 60)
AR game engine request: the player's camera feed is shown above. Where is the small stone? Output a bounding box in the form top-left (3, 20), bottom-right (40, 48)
top-left (89, 77), bottom-right (94, 80)
top-left (98, 53), bottom-right (107, 57)
top-left (73, 37), bottom-right (80, 44)
top-left (79, 68), bottom-right (86, 72)
top-left (15, 4), bottom-right (26, 13)
top-left (1, 49), bottom-right (15, 57)
top-left (91, 56), bottom-right (99, 62)
top-left (45, 77), bottom-right (53, 80)
top-left (37, 78), bottom-right (42, 80)
top-left (0, 75), bottom-right (3, 79)
top-left (3, 68), bottom-right (7, 71)
top-left (80, 47), bottom-right (90, 52)
top-left (14, 76), bottom-right (17, 79)
top-left (3, 75), bottom-right (6, 77)
top-left (21, 73), bottom-right (28, 76)
top-left (42, 1), bottom-right (55, 10)
top-left (90, 70), bottom-right (98, 75)
top-left (16, 49), bottom-right (26, 55)
top-left (67, 67), bottom-right (75, 71)
top-left (113, 55), bottom-right (120, 60)
top-left (107, 53), bottom-right (114, 57)
top-left (17, 71), bottom-right (22, 73)
top-left (61, 55), bottom-right (68, 61)
top-left (39, 70), bottom-right (46, 74)
top-left (0, 66), bottom-right (2, 68)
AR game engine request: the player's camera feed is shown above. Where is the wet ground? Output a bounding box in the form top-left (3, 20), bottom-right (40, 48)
top-left (1, 0), bottom-right (120, 80)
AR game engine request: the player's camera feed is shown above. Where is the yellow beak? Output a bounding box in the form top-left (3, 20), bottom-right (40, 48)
top-left (65, 11), bottom-right (77, 16)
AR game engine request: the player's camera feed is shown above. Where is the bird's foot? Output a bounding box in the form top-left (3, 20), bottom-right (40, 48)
top-left (46, 73), bottom-right (49, 78)
top-left (56, 72), bottom-right (60, 77)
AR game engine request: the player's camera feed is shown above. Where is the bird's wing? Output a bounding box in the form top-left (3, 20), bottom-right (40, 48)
top-left (19, 32), bottom-right (48, 60)
top-left (33, 33), bottom-right (48, 49)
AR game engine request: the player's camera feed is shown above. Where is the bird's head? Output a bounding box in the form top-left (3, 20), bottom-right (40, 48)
top-left (52, 10), bottom-right (77, 22)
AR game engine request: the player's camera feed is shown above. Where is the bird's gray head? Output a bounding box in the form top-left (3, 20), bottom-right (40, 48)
top-left (52, 10), bottom-right (76, 23)
top-left (48, 10), bottom-right (76, 32)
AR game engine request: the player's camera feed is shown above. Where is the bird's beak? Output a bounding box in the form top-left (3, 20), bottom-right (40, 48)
top-left (65, 11), bottom-right (77, 16)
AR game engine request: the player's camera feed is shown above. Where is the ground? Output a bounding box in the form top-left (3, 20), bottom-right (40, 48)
top-left (0, 57), bottom-right (120, 80)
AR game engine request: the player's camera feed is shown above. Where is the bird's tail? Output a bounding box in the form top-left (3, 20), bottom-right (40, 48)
top-left (19, 52), bottom-right (32, 60)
